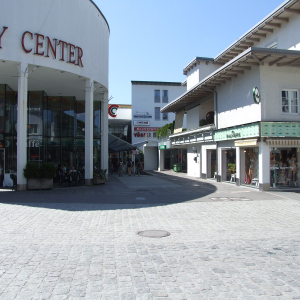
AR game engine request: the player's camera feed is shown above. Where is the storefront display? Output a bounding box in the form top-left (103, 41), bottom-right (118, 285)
top-left (224, 149), bottom-right (236, 182)
top-left (244, 148), bottom-right (259, 186)
top-left (270, 148), bottom-right (299, 188)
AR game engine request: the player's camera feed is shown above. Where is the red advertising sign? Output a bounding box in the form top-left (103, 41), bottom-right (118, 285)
top-left (134, 127), bottom-right (160, 131)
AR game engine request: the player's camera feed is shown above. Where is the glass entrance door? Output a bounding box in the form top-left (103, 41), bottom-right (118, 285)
top-left (0, 149), bottom-right (4, 187)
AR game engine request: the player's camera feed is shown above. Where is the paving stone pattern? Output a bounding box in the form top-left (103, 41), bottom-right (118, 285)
top-left (0, 173), bottom-right (300, 299)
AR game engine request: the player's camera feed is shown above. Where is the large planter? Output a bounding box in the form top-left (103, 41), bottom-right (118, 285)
top-left (93, 175), bottom-right (105, 185)
top-left (27, 178), bottom-right (53, 190)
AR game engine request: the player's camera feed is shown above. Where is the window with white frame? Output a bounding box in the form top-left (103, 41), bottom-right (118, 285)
top-left (162, 112), bottom-right (168, 121)
top-left (155, 107), bottom-right (160, 120)
top-left (282, 90), bottom-right (298, 114)
top-left (266, 41), bottom-right (277, 49)
top-left (154, 90), bottom-right (160, 103)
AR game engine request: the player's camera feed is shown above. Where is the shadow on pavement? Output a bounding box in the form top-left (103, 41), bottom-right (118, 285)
top-left (0, 171), bottom-right (218, 211)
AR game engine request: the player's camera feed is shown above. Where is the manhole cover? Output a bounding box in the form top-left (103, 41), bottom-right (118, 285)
top-left (138, 230), bottom-right (170, 238)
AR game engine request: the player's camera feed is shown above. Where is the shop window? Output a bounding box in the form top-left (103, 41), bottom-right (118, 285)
top-left (224, 149), bottom-right (236, 182)
top-left (270, 148), bottom-right (299, 188)
top-left (244, 148), bottom-right (259, 186)
top-left (282, 90), bottom-right (298, 114)
top-left (28, 124), bottom-right (38, 135)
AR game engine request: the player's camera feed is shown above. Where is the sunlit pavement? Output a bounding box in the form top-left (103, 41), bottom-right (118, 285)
top-left (0, 171), bottom-right (299, 299)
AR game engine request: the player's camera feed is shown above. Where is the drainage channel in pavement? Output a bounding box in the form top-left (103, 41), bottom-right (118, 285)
top-left (138, 230), bottom-right (171, 238)
top-left (210, 197), bottom-right (251, 201)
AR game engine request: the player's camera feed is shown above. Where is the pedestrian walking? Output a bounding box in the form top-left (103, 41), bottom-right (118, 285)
top-left (127, 159), bottom-right (132, 176)
top-left (136, 159), bottom-right (142, 176)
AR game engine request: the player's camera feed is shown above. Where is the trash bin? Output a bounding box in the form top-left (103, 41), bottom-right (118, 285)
top-left (173, 164), bottom-right (182, 172)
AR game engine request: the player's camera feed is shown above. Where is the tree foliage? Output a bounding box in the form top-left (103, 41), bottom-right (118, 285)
top-left (156, 122), bottom-right (174, 139)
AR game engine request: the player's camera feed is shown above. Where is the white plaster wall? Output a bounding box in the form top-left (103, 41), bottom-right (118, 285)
top-left (144, 146), bottom-right (157, 170)
top-left (199, 99), bottom-right (214, 121)
top-left (131, 84), bottom-right (186, 145)
top-left (253, 12), bottom-right (300, 50)
top-left (187, 144), bottom-right (201, 178)
top-left (186, 68), bottom-right (199, 90)
top-left (186, 106), bottom-right (200, 130)
top-left (217, 67), bottom-right (261, 129)
top-left (0, 0), bottom-right (109, 88)
top-left (260, 65), bottom-right (300, 122)
top-left (186, 63), bottom-right (219, 90)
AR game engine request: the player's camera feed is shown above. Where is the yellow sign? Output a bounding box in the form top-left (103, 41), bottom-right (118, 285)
top-left (235, 139), bottom-right (257, 146)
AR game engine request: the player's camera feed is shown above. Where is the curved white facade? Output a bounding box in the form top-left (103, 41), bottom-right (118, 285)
top-left (0, 0), bottom-right (109, 190)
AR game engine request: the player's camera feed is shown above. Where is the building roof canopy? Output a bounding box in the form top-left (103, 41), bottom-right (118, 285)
top-left (162, 47), bottom-right (300, 113)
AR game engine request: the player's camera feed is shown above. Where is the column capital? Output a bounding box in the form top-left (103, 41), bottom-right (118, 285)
top-left (85, 78), bottom-right (94, 91)
top-left (17, 62), bottom-right (29, 77)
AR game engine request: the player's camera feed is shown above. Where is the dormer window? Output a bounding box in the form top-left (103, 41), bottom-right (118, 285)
top-left (266, 41), bottom-right (277, 49)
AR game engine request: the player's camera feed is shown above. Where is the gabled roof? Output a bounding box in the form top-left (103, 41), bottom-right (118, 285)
top-left (162, 47), bottom-right (300, 113)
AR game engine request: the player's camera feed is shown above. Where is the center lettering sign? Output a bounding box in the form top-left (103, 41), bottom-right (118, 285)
top-left (0, 26), bottom-right (84, 67)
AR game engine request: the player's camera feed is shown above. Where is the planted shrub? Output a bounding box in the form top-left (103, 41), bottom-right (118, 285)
top-left (40, 163), bottom-right (56, 179)
top-left (23, 162), bottom-right (41, 179)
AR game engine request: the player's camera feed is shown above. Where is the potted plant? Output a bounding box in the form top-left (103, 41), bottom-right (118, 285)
top-left (93, 169), bottom-right (106, 185)
top-left (24, 162), bottom-right (56, 190)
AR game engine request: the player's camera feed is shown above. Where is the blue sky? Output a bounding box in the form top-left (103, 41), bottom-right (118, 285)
top-left (94, 0), bottom-right (284, 105)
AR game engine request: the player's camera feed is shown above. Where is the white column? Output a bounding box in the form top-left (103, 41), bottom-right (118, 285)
top-left (85, 78), bottom-right (93, 185)
top-left (236, 147), bottom-right (241, 186)
top-left (101, 93), bottom-right (109, 176)
top-left (17, 63), bottom-right (28, 191)
top-left (158, 149), bottom-right (164, 171)
top-left (259, 141), bottom-right (270, 191)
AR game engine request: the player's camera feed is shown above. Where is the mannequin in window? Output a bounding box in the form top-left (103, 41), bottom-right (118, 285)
top-left (287, 153), bottom-right (297, 187)
top-left (248, 152), bottom-right (257, 185)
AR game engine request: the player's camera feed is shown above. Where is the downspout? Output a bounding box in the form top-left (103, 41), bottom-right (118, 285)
top-left (202, 86), bottom-right (220, 181)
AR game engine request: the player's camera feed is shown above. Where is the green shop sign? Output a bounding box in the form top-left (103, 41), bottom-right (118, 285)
top-left (159, 145), bottom-right (166, 150)
top-left (261, 122), bottom-right (300, 137)
top-left (214, 122), bottom-right (260, 141)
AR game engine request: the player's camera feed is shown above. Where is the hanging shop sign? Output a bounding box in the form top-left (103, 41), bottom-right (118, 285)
top-left (133, 121), bottom-right (150, 126)
top-left (214, 123), bottom-right (260, 141)
top-left (261, 122), bottom-right (300, 137)
top-left (134, 127), bottom-right (159, 131)
top-left (108, 104), bottom-right (119, 118)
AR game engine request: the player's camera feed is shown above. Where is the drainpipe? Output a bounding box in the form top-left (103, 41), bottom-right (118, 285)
top-left (202, 86), bottom-right (220, 181)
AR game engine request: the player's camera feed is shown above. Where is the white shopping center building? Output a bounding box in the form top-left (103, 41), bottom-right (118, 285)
top-left (159, 0), bottom-right (300, 191)
top-left (0, 0), bottom-right (109, 190)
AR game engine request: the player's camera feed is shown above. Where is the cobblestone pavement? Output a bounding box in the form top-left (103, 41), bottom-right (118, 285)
top-left (0, 172), bottom-right (300, 299)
